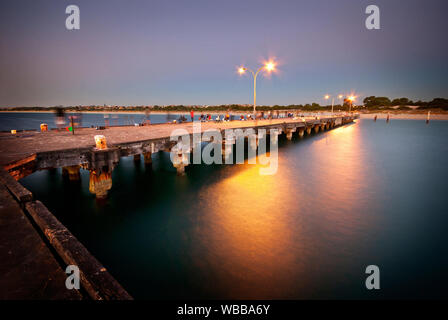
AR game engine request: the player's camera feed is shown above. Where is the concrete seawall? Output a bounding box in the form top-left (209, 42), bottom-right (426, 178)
top-left (0, 168), bottom-right (132, 300)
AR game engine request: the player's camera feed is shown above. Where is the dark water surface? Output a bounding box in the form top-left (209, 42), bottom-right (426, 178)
top-left (17, 118), bottom-right (448, 299)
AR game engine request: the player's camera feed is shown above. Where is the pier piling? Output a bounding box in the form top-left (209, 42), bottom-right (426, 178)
top-left (88, 170), bottom-right (112, 199)
top-left (143, 152), bottom-right (152, 166)
top-left (172, 153), bottom-right (189, 175)
top-left (62, 165), bottom-right (81, 181)
top-left (286, 129), bottom-right (295, 141)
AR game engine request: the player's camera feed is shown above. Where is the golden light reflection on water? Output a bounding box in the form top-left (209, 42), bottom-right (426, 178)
top-left (188, 122), bottom-right (379, 298)
top-left (291, 124), bottom-right (379, 253)
top-left (310, 124), bottom-right (367, 219)
top-left (192, 162), bottom-right (305, 298)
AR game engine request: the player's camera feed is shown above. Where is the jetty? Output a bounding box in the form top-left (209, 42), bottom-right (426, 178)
top-left (1, 116), bottom-right (356, 179)
top-left (0, 114), bottom-right (356, 299)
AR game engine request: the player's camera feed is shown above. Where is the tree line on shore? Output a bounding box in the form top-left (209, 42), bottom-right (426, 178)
top-left (363, 97), bottom-right (448, 109)
top-left (1, 97), bottom-right (447, 112)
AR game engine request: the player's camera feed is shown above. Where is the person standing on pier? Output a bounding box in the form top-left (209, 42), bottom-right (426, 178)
top-left (54, 107), bottom-right (65, 131)
top-left (144, 110), bottom-right (151, 125)
top-left (190, 110), bottom-right (194, 122)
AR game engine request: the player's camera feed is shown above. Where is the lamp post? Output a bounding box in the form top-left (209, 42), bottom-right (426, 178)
top-left (324, 94), bottom-right (344, 115)
top-left (347, 95), bottom-right (356, 113)
top-left (238, 61), bottom-right (276, 117)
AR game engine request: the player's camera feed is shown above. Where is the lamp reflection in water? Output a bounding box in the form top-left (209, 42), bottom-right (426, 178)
top-left (189, 158), bottom-right (306, 299)
top-left (187, 121), bottom-right (379, 299)
top-left (307, 124), bottom-right (375, 230)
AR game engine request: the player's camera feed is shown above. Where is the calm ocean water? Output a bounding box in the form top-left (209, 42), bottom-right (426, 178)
top-left (10, 114), bottom-right (448, 299)
top-left (0, 112), bottom-right (235, 131)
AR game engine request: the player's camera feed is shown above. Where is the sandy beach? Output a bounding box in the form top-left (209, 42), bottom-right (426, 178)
top-left (358, 112), bottom-right (448, 120)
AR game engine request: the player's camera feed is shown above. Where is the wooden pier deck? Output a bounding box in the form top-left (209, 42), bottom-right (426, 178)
top-left (0, 115), bottom-right (355, 179)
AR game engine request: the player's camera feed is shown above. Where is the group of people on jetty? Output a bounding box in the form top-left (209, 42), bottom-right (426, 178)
top-left (50, 107), bottom-right (308, 131)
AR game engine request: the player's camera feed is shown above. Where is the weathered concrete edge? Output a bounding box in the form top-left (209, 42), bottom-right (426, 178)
top-left (0, 168), bottom-right (33, 203)
top-left (24, 200), bottom-right (133, 300)
top-left (1, 166), bottom-right (132, 299)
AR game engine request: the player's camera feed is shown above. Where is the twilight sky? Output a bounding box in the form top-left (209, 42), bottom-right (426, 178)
top-left (0, 0), bottom-right (447, 107)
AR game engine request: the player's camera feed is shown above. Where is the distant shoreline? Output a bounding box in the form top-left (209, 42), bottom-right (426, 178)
top-left (0, 110), bottom-right (161, 115)
top-left (1, 110), bottom-right (447, 120)
top-left (1, 110), bottom-right (249, 115)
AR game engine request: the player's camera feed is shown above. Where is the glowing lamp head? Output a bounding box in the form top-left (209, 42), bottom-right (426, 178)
top-left (348, 95), bottom-right (355, 102)
top-left (338, 94), bottom-right (344, 99)
top-left (264, 61), bottom-right (276, 72)
top-left (324, 95), bottom-right (330, 100)
top-left (238, 67), bottom-right (246, 74)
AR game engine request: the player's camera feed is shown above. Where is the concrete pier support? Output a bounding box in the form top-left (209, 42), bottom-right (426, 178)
top-left (313, 125), bottom-right (320, 133)
top-left (222, 139), bottom-right (234, 163)
top-left (88, 170), bottom-right (112, 199)
top-left (173, 162), bottom-right (185, 175)
top-left (325, 122), bottom-right (330, 130)
top-left (320, 123), bottom-right (326, 131)
top-left (298, 128), bottom-right (305, 138)
top-left (62, 165), bottom-right (81, 181)
top-left (173, 154), bottom-right (189, 175)
top-left (285, 129), bottom-right (295, 141)
top-left (133, 154), bottom-right (141, 164)
top-left (143, 152), bottom-right (152, 166)
top-left (306, 127), bottom-right (312, 135)
top-left (172, 152), bottom-right (189, 175)
top-left (170, 141), bottom-right (190, 175)
top-left (175, 164), bottom-right (185, 175)
top-left (269, 130), bottom-right (280, 146)
top-left (248, 137), bottom-right (258, 149)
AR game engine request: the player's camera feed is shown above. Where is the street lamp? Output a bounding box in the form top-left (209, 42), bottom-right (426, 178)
top-left (238, 60), bottom-right (277, 117)
top-left (324, 94), bottom-right (344, 115)
top-left (347, 95), bottom-right (356, 113)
